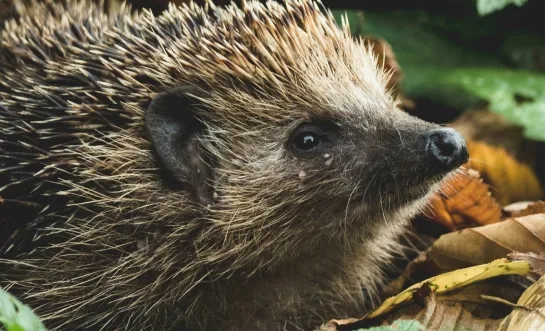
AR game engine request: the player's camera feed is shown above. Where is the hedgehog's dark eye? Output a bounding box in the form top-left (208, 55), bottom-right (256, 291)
top-left (290, 122), bottom-right (333, 156)
top-left (293, 132), bottom-right (320, 151)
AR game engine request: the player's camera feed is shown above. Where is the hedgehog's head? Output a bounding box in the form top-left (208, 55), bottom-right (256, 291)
top-left (144, 0), bottom-right (467, 266)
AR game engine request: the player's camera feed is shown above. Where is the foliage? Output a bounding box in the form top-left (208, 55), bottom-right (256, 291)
top-left (331, 9), bottom-right (545, 142)
top-left (437, 68), bottom-right (545, 142)
top-left (0, 288), bottom-right (47, 331)
top-left (476, 0), bottom-right (529, 16)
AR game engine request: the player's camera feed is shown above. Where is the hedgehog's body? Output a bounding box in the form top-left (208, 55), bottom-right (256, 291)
top-left (0, 1), bottom-right (467, 330)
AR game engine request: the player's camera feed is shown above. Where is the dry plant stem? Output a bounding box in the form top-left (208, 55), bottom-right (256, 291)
top-left (481, 294), bottom-right (545, 320)
top-left (365, 258), bottom-right (531, 319)
top-left (479, 294), bottom-right (532, 311)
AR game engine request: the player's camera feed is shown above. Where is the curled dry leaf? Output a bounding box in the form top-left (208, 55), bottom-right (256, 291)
top-left (498, 274), bottom-right (545, 331)
top-left (465, 140), bottom-right (544, 205)
top-left (503, 201), bottom-right (535, 216)
top-left (509, 251), bottom-right (545, 277)
top-left (424, 167), bottom-right (502, 231)
top-left (507, 200), bottom-right (545, 218)
top-left (430, 213), bottom-right (545, 271)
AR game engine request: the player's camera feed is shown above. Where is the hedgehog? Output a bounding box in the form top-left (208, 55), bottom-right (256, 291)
top-left (0, 0), bottom-right (469, 330)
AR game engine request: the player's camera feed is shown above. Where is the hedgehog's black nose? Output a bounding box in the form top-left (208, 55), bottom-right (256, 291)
top-left (426, 128), bottom-right (468, 172)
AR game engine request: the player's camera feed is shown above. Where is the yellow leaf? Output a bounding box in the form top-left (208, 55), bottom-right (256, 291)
top-left (364, 258), bottom-right (531, 319)
top-left (465, 141), bottom-right (544, 205)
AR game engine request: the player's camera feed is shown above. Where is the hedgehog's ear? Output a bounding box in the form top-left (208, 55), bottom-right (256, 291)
top-left (145, 86), bottom-right (215, 207)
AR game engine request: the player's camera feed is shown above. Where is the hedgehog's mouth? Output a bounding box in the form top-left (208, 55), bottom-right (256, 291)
top-left (347, 173), bottom-right (446, 212)
top-left (386, 173), bottom-right (452, 211)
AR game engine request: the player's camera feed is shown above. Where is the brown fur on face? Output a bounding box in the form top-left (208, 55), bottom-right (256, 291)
top-left (0, 0), bottom-right (460, 330)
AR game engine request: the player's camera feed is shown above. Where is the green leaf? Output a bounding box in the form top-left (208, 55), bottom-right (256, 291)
top-left (435, 68), bottom-right (545, 142)
top-left (476, 0), bottom-right (529, 16)
top-left (354, 319), bottom-right (426, 331)
top-left (331, 9), bottom-right (545, 142)
top-left (499, 32), bottom-right (545, 72)
top-left (0, 288), bottom-right (47, 331)
top-left (331, 10), bottom-right (502, 100)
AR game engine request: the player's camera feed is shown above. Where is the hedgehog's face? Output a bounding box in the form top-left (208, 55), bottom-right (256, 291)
top-left (281, 108), bottom-right (468, 224)
top-left (143, 3), bottom-right (468, 251)
top-left (145, 82), bottom-right (467, 240)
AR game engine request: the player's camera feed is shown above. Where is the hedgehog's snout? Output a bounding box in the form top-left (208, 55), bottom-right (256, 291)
top-left (424, 128), bottom-right (468, 173)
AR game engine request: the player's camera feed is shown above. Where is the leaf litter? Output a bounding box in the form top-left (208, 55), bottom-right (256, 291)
top-left (320, 4), bottom-right (545, 331)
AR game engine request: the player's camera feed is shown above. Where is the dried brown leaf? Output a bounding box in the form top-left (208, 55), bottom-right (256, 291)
top-left (430, 213), bottom-right (545, 272)
top-left (509, 251), bottom-right (545, 277)
top-left (394, 298), bottom-right (503, 331)
top-left (498, 274), bottom-right (545, 331)
top-left (508, 200), bottom-right (545, 218)
top-left (424, 167), bottom-right (502, 231)
top-left (465, 140), bottom-right (544, 205)
top-left (382, 284), bottom-right (517, 331)
top-left (503, 201), bottom-right (535, 216)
